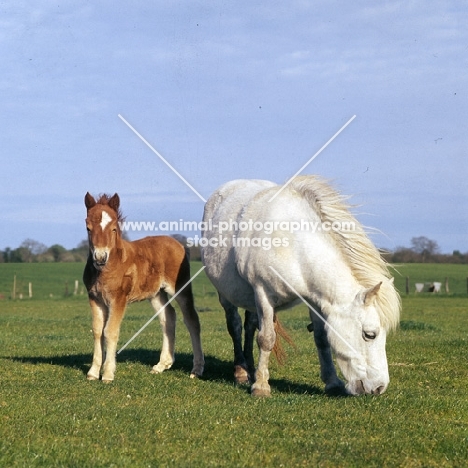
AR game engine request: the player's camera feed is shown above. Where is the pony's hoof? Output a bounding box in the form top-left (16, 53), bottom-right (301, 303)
top-left (234, 365), bottom-right (250, 385)
top-left (325, 382), bottom-right (348, 397)
top-left (101, 379), bottom-right (113, 384)
top-left (251, 387), bottom-right (271, 397)
top-left (251, 382), bottom-right (271, 397)
top-left (190, 365), bottom-right (204, 379)
top-left (87, 373), bottom-right (99, 381)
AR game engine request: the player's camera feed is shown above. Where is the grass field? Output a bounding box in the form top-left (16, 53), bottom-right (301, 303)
top-left (1, 261), bottom-right (467, 300)
top-left (391, 263), bottom-right (468, 296)
top-left (0, 263), bottom-right (86, 300)
top-left (0, 262), bottom-right (467, 466)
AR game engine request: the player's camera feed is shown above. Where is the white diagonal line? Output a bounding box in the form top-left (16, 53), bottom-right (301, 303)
top-left (118, 114), bottom-right (207, 203)
top-left (268, 266), bottom-right (359, 356)
top-left (117, 265), bottom-right (206, 354)
top-left (268, 115), bottom-right (356, 203)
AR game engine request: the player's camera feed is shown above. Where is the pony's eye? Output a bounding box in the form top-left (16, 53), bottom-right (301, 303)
top-left (363, 331), bottom-right (377, 341)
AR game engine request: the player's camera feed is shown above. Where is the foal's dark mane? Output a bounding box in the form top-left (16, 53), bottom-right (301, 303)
top-left (95, 193), bottom-right (124, 223)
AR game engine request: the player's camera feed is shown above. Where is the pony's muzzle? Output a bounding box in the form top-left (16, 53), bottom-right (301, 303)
top-left (372, 385), bottom-right (387, 395)
top-left (347, 380), bottom-right (387, 396)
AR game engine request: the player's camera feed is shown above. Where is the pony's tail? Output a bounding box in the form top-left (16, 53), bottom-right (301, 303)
top-left (272, 315), bottom-right (296, 365)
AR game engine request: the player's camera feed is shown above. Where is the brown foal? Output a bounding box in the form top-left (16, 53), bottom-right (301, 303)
top-left (83, 192), bottom-right (204, 382)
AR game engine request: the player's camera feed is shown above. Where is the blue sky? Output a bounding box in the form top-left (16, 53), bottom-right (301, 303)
top-left (1, 1), bottom-right (467, 253)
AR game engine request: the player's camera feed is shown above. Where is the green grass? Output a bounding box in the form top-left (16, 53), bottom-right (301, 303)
top-left (2, 261), bottom-right (467, 301)
top-left (0, 263), bottom-right (86, 299)
top-left (390, 263), bottom-right (468, 295)
top-left (0, 263), bottom-right (467, 466)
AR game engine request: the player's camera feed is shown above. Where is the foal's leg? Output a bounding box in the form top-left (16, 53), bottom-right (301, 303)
top-left (219, 293), bottom-right (250, 384)
top-left (150, 291), bottom-right (177, 374)
top-left (87, 298), bottom-right (108, 380)
top-left (309, 308), bottom-right (346, 395)
top-left (243, 309), bottom-right (258, 382)
top-left (175, 285), bottom-right (204, 378)
top-left (101, 299), bottom-right (127, 383)
top-left (252, 288), bottom-right (276, 397)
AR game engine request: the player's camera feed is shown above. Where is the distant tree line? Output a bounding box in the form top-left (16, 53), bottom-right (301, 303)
top-left (1, 239), bottom-right (89, 263)
top-left (0, 235), bottom-right (465, 264)
top-left (382, 236), bottom-right (468, 264)
top-left (0, 236), bottom-right (203, 263)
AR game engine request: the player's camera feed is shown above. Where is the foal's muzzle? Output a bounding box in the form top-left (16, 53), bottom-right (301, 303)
top-left (92, 249), bottom-right (109, 270)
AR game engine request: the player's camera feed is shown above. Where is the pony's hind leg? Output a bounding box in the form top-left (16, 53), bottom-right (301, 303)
top-left (87, 299), bottom-right (107, 380)
top-left (219, 293), bottom-right (250, 384)
top-left (175, 284), bottom-right (204, 378)
top-left (251, 287), bottom-right (275, 397)
top-left (150, 292), bottom-right (176, 375)
top-left (309, 308), bottom-right (346, 395)
top-left (243, 309), bottom-right (258, 382)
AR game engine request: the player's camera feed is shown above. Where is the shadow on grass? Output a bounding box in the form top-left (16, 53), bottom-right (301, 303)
top-left (5, 352), bottom-right (91, 376)
top-left (5, 349), bottom-right (333, 396)
top-left (268, 378), bottom-right (325, 396)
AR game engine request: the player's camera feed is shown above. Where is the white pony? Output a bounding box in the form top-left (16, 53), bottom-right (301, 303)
top-left (201, 176), bottom-right (401, 397)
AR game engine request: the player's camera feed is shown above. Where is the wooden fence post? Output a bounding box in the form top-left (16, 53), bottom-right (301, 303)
top-left (445, 277), bottom-right (449, 294)
top-left (29, 282), bottom-right (32, 298)
top-left (405, 276), bottom-right (409, 295)
top-left (12, 273), bottom-right (16, 300)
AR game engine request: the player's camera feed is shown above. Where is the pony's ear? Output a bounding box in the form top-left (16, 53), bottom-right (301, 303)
top-left (363, 282), bottom-right (382, 307)
top-left (85, 192), bottom-right (96, 209)
top-left (108, 193), bottom-right (120, 212)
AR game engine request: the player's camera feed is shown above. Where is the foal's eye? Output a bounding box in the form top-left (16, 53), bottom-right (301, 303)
top-left (363, 331), bottom-right (377, 341)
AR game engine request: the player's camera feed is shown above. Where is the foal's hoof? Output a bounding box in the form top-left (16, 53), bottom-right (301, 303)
top-left (101, 379), bottom-right (113, 384)
top-left (87, 373), bottom-right (99, 381)
top-left (151, 363), bottom-right (172, 374)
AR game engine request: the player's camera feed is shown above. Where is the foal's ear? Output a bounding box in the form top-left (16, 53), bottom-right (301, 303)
top-left (85, 192), bottom-right (96, 209)
top-left (363, 282), bottom-right (382, 307)
top-left (108, 193), bottom-right (120, 212)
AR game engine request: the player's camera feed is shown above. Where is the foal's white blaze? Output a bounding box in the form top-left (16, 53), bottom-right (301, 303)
top-left (100, 211), bottom-right (112, 230)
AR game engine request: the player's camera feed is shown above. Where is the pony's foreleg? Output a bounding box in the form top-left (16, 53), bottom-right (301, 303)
top-left (252, 288), bottom-right (275, 397)
top-left (150, 292), bottom-right (176, 375)
top-left (176, 288), bottom-right (204, 378)
top-left (87, 299), bottom-right (107, 380)
top-left (101, 300), bottom-right (126, 383)
top-left (309, 308), bottom-right (346, 395)
top-left (219, 294), bottom-right (249, 384)
top-left (243, 310), bottom-right (258, 382)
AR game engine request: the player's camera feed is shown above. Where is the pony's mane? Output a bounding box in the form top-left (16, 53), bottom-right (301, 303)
top-left (96, 194), bottom-right (124, 223)
top-left (288, 176), bottom-right (401, 331)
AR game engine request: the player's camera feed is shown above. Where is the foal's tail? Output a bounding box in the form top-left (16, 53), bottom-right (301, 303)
top-left (272, 315), bottom-right (296, 365)
top-left (172, 234), bottom-right (191, 260)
